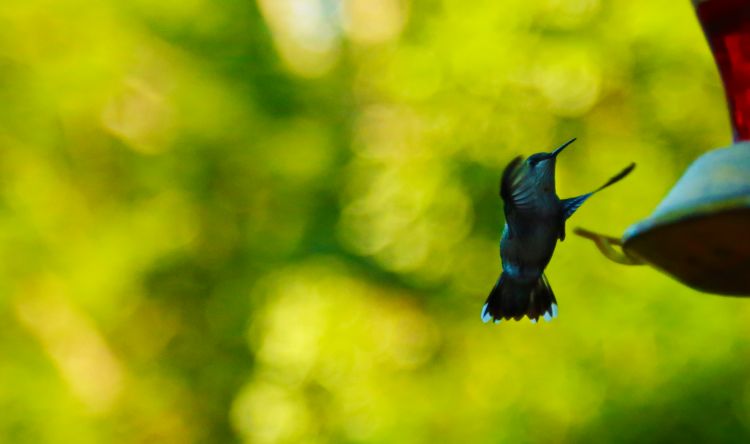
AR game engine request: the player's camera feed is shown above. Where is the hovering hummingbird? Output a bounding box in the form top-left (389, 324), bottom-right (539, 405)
top-left (481, 138), bottom-right (635, 324)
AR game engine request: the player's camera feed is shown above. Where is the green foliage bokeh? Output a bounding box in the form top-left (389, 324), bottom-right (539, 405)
top-left (0, 0), bottom-right (746, 442)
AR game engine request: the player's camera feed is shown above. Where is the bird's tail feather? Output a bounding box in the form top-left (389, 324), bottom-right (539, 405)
top-left (481, 274), bottom-right (558, 323)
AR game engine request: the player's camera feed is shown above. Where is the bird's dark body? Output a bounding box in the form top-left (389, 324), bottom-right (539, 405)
top-left (500, 195), bottom-right (560, 283)
top-left (482, 138), bottom-right (635, 324)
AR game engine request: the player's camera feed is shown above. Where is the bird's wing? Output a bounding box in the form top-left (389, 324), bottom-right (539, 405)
top-left (593, 163), bottom-right (636, 194)
top-left (500, 156), bottom-right (537, 212)
top-left (558, 194), bottom-right (591, 240)
top-left (561, 194), bottom-right (592, 220)
top-left (499, 156), bottom-right (522, 201)
top-left (499, 156), bottom-right (529, 240)
top-left (560, 163), bottom-right (635, 221)
top-left (557, 163), bottom-right (635, 240)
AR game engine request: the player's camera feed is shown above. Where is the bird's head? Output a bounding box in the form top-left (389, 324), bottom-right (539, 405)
top-left (521, 138), bottom-right (576, 189)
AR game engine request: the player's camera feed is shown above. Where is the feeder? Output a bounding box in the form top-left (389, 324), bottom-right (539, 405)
top-left (576, 0), bottom-right (750, 295)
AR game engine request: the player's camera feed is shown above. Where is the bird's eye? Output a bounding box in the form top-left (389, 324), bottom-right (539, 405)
top-left (530, 159), bottom-right (538, 167)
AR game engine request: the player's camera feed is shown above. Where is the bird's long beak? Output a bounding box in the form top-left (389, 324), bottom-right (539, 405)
top-left (549, 137), bottom-right (577, 159)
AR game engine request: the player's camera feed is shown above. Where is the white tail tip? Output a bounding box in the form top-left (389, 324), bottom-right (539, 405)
top-left (481, 303), bottom-right (491, 323)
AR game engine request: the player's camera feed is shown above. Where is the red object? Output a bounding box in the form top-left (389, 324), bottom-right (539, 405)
top-left (696, 0), bottom-right (750, 141)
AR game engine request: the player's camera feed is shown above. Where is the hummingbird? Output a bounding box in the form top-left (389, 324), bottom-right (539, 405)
top-left (481, 138), bottom-right (635, 324)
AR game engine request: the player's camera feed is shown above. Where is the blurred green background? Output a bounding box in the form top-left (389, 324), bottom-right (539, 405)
top-left (1, 0), bottom-right (748, 442)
